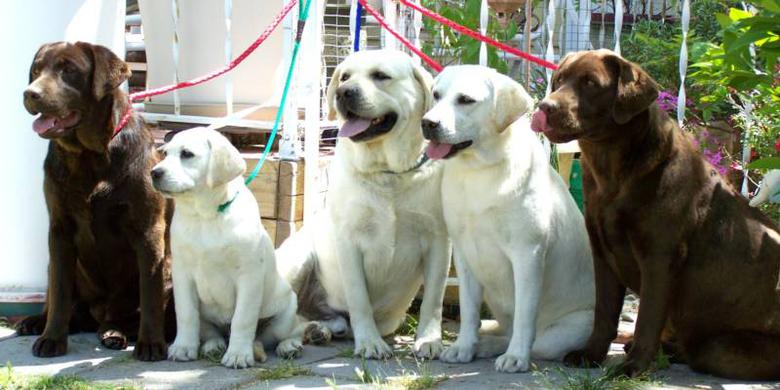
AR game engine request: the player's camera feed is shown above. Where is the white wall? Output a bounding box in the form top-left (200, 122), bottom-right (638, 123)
top-left (0, 0), bottom-right (124, 292)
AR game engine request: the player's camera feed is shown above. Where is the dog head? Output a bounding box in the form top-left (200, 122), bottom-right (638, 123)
top-left (23, 41), bottom-right (130, 141)
top-left (532, 49), bottom-right (659, 143)
top-left (421, 65), bottom-right (534, 159)
top-left (326, 49), bottom-right (433, 143)
top-left (151, 127), bottom-right (246, 196)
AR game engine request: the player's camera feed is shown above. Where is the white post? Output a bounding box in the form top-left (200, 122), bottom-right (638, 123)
top-left (676, 0), bottom-right (689, 128)
top-left (545, 0), bottom-right (556, 96)
top-left (599, 0), bottom-right (606, 48)
top-left (479, 0), bottom-right (488, 66)
top-left (303, 0), bottom-right (323, 222)
top-left (280, 0), bottom-right (301, 160)
top-left (382, 0), bottom-right (399, 49)
top-left (613, 0), bottom-right (623, 55)
top-left (224, 0), bottom-right (234, 116)
top-left (171, 0), bottom-right (181, 116)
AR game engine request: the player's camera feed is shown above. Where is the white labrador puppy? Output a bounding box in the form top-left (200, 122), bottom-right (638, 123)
top-left (151, 128), bottom-right (308, 369)
top-left (421, 65), bottom-right (595, 373)
top-left (277, 50), bottom-right (451, 359)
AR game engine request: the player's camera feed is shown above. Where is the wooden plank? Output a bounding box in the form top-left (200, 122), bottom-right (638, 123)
top-left (261, 218), bottom-right (277, 246)
top-left (244, 156), bottom-right (279, 219)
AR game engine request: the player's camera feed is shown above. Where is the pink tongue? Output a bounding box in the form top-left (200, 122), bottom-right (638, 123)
top-left (530, 110), bottom-right (549, 133)
top-left (338, 118), bottom-right (373, 138)
top-left (426, 141), bottom-right (454, 160)
top-left (33, 115), bottom-right (57, 134)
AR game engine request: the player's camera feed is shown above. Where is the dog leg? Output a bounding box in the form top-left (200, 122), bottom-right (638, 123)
top-left (32, 220), bottom-right (77, 358)
top-left (414, 237), bottom-right (452, 359)
top-left (617, 255), bottom-right (672, 377)
top-left (564, 250), bottom-right (626, 368)
top-left (531, 309), bottom-right (593, 361)
top-left (168, 266), bottom-right (200, 362)
top-left (336, 243), bottom-right (392, 359)
top-left (222, 275), bottom-right (264, 369)
top-left (199, 320), bottom-right (226, 357)
top-left (495, 244), bottom-right (545, 373)
top-left (131, 223), bottom-right (168, 361)
top-left (257, 294), bottom-right (305, 359)
top-left (440, 249), bottom-right (482, 364)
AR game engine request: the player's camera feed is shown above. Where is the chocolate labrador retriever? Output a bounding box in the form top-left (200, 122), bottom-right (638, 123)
top-left (18, 41), bottom-right (174, 361)
top-left (532, 49), bottom-right (780, 380)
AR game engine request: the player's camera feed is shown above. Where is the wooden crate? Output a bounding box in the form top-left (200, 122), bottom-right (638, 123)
top-left (243, 153), bottom-right (332, 247)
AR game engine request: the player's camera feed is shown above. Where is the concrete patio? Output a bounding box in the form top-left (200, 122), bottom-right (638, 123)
top-left (2, 321), bottom-right (780, 390)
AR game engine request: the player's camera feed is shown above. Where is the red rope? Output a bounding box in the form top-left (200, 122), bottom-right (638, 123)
top-left (356, 0), bottom-right (443, 73)
top-left (112, 0), bottom-right (298, 137)
top-left (398, 0), bottom-right (558, 71)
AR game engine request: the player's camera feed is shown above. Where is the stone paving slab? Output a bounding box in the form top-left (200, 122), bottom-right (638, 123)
top-left (2, 327), bottom-right (780, 389)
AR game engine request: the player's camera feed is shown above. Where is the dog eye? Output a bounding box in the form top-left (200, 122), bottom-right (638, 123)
top-left (583, 77), bottom-right (596, 87)
top-left (180, 149), bottom-right (194, 159)
top-left (340, 72), bottom-right (350, 82)
top-left (371, 71), bottom-right (391, 81)
top-left (457, 95), bottom-right (476, 105)
top-left (433, 91), bottom-right (440, 100)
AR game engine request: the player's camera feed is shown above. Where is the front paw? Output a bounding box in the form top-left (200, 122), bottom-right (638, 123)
top-left (440, 342), bottom-right (476, 363)
top-left (354, 336), bottom-right (393, 359)
top-left (16, 314), bottom-right (47, 336)
top-left (563, 348), bottom-right (605, 368)
top-left (134, 339), bottom-right (168, 361)
top-left (168, 340), bottom-right (199, 362)
top-left (99, 329), bottom-right (129, 350)
top-left (495, 352), bottom-right (530, 373)
top-left (303, 322), bottom-right (332, 345)
top-left (616, 356), bottom-right (652, 378)
top-left (32, 335), bottom-right (67, 357)
top-left (276, 338), bottom-right (303, 359)
top-left (413, 336), bottom-right (443, 359)
top-left (222, 345), bottom-right (255, 369)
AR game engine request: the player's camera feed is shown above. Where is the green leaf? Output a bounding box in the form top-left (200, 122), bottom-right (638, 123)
top-left (748, 157), bottom-right (780, 170)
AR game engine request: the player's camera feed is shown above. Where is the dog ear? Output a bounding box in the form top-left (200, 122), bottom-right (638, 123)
top-left (77, 42), bottom-right (131, 101)
top-left (493, 72), bottom-right (534, 131)
top-left (29, 43), bottom-right (53, 84)
top-left (206, 131), bottom-right (246, 188)
top-left (412, 63), bottom-right (434, 112)
top-left (606, 54), bottom-right (659, 125)
top-left (326, 67), bottom-right (342, 121)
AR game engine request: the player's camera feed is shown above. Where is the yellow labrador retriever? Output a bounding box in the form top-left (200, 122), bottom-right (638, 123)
top-left (277, 50), bottom-right (451, 359)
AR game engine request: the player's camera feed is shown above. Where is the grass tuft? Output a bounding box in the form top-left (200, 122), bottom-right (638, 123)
top-left (531, 364), bottom-right (659, 390)
top-left (254, 361), bottom-right (312, 381)
top-left (1, 362), bottom-right (137, 390)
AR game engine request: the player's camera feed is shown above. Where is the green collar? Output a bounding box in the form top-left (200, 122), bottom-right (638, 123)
top-left (217, 191), bottom-right (240, 213)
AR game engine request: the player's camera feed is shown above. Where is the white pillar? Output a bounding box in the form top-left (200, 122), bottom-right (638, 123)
top-left (303, 0), bottom-right (323, 222)
top-left (0, 0), bottom-right (125, 294)
top-left (479, 0), bottom-right (488, 66)
top-left (613, 0), bottom-right (623, 55)
top-left (280, 0), bottom-right (301, 160)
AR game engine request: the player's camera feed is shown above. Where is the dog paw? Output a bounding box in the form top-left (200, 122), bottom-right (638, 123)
top-left (100, 329), bottom-right (129, 350)
top-left (16, 314), bottom-right (47, 336)
top-left (413, 336), bottom-right (444, 359)
top-left (495, 352), bottom-right (530, 373)
top-left (253, 340), bottom-right (268, 363)
top-left (201, 337), bottom-right (227, 357)
top-left (440, 342), bottom-right (476, 363)
top-left (563, 349), bottom-right (604, 368)
top-left (134, 339), bottom-right (168, 361)
top-left (32, 335), bottom-right (67, 357)
top-left (303, 322), bottom-right (332, 345)
top-left (221, 345), bottom-right (255, 369)
top-left (354, 336), bottom-right (393, 360)
top-left (168, 340), bottom-right (199, 362)
top-left (616, 356), bottom-right (651, 378)
top-left (276, 338), bottom-right (303, 359)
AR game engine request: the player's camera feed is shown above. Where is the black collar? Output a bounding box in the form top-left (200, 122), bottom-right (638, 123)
top-left (381, 153), bottom-right (431, 174)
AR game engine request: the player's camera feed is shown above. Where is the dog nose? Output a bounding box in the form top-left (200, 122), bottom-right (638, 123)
top-left (421, 118), bottom-right (441, 140)
top-left (24, 88), bottom-right (41, 102)
top-left (150, 168), bottom-right (164, 181)
top-left (538, 100), bottom-right (557, 115)
top-left (337, 86), bottom-right (358, 100)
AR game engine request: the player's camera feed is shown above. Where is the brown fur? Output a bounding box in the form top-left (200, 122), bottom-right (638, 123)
top-left (18, 41), bottom-right (175, 361)
top-left (540, 49), bottom-right (780, 380)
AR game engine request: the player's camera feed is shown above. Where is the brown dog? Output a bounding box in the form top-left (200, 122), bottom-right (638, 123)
top-left (18, 41), bottom-right (174, 361)
top-left (532, 49), bottom-right (780, 380)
